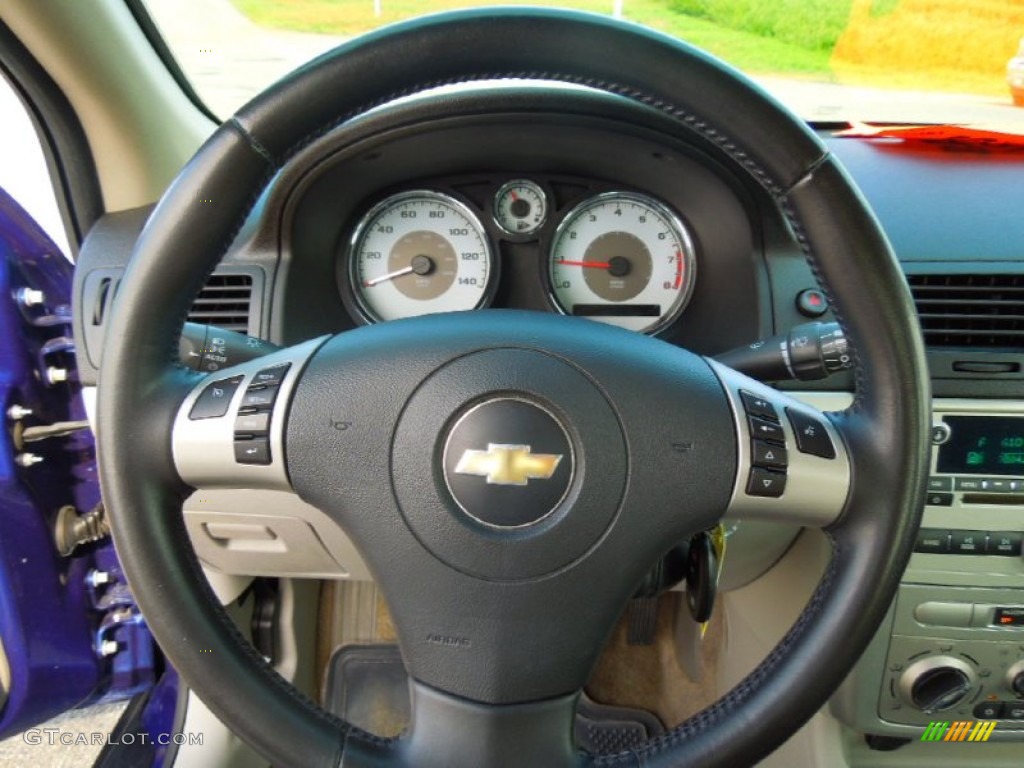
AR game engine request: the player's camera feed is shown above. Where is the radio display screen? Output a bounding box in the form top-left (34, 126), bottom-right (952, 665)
top-left (937, 416), bottom-right (1024, 476)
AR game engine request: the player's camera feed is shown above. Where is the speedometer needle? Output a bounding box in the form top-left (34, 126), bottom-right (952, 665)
top-left (363, 255), bottom-right (435, 287)
top-left (363, 266), bottom-right (414, 287)
top-left (556, 259), bottom-right (610, 269)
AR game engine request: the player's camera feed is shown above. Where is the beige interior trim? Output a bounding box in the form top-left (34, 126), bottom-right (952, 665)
top-left (1, 0), bottom-right (214, 212)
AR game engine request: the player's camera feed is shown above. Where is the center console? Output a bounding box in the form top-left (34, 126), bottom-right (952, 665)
top-left (832, 400), bottom-right (1024, 740)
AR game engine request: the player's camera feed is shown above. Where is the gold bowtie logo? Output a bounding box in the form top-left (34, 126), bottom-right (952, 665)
top-left (454, 444), bottom-right (563, 486)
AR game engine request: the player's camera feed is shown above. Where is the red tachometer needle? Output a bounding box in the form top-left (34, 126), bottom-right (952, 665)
top-left (556, 259), bottom-right (611, 269)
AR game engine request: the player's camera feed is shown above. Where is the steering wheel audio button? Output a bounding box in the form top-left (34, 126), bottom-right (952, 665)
top-left (786, 408), bottom-right (836, 459)
top-left (752, 440), bottom-right (788, 470)
top-left (748, 416), bottom-right (784, 444)
top-left (747, 468), bottom-right (786, 498)
top-left (740, 390), bottom-right (779, 422)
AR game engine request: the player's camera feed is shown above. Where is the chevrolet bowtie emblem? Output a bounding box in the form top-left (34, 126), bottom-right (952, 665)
top-left (454, 444), bottom-right (563, 486)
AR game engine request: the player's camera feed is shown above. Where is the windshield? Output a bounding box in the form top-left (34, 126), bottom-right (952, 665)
top-left (143, 0), bottom-right (1024, 132)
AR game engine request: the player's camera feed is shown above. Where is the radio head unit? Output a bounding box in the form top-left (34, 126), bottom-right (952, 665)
top-left (937, 415), bottom-right (1024, 476)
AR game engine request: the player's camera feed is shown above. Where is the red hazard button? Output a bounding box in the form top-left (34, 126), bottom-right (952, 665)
top-left (796, 288), bottom-right (829, 318)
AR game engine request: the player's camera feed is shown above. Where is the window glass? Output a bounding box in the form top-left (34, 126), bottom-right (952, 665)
top-left (144, 0), bottom-right (1024, 132)
top-left (0, 77), bottom-right (71, 257)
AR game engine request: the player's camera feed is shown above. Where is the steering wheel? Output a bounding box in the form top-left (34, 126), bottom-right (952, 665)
top-left (97, 9), bottom-right (929, 767)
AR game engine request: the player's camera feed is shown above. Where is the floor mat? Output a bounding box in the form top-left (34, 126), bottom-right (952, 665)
top-left (324, 643), bottom-right (664, 754)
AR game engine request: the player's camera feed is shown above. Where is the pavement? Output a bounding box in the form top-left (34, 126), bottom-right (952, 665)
top-left (145, 0), bottom-right (345, 116)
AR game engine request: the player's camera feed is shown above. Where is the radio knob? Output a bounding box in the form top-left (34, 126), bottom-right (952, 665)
top-left (899, 656), bottom-right (977, 713)
top-left (1007, 661), bottom-right (1024, 696)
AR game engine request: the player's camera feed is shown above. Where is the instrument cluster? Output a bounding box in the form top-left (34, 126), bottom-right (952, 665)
top-left (341, 178), bottom-right (698, 334)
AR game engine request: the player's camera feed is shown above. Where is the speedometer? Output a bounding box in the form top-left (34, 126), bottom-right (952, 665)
top-left (348, 191), bottom-right (495, 323)
top-left (547, 192), bottom-right (696, 333)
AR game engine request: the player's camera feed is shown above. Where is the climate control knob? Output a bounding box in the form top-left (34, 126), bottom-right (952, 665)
top-left (1007, 660), bottom-right (1024, 696)
top-left (899, 656), bottom-right (977, 713)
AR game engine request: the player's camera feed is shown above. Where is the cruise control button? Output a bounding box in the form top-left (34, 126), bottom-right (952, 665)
top-left (252, 364), bottom-right (290, 387)
top-left (973, 701), bottom-right (1004, 720)
top-left (950, 530), bottom-right (986, 555)
top-left (240, 386), bottom-right (278, 409)
top-left (746, 468), bottom-right (786, 498)
top-left (786, 408), bottom-right (835, 459)
top-left (234, 437), bottom-right (271, 465)
top-left (925, 492), bottom-right (953, 507)
top-left (189, 375), bottom-right (243, 420)
top-left (915, 528), bottom-right (950, 554)
top-left (234, 411), bottom-right (270, 435)
top-left (927, 476), bottom-right (952, 492)
top-left (988, 532), bottom-right (1023, 556)
top-left (752, 440), bottom-right (788, 469)
top-left (748, 416), bottom-right (784, 444)
top-left (740, 390), bottom-right (778, 422)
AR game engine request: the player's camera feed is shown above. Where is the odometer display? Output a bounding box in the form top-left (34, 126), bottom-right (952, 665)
top-left (548, 192), bottom-right (696, 333)
top-left (349, 191), bottom-right (494, 323)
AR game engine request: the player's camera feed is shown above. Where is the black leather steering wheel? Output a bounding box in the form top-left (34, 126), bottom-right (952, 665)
top-left (97, 9), bottom-right (929, 767)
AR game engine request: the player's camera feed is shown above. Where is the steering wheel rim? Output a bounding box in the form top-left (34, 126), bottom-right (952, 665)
top-left (97, 8), bottom-right (929, 767)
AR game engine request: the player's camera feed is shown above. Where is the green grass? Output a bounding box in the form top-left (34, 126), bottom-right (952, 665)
top-left (230, 0), bottom-right (838, 76)
top-left (669, 0), bottom-right (854, 51)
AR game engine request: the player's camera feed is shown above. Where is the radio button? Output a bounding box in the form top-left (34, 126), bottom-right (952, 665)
top-left (950, 530), bottom-right (986, 554)
top-left (914, 528), bottom-right (950, 554)
top-left (931, 423), bottom-right (951, 445)
top-left (955, 477), bottom-right (986, 492)
top-left (925, 492), bottom-right (953, 507)
top-left (983, 478), bottom-right (1014, 493)
top-left (988, 532), bottom-right (1023, 556)
top-left (927, 476), bottom-right (953, 492)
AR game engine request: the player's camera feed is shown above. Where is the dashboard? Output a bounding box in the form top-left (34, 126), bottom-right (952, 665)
top-left (71, 83), bottom-right (1024, 747)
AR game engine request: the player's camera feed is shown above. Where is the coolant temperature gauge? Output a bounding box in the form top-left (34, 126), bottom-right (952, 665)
top-left (493, 179), bottom-right (548, 236)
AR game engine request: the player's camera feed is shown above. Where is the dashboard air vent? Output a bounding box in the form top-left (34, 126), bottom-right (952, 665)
top-left (187, 273), bottom-right (253, 333)
top-left (907, 274), bottom-right (1024, 350)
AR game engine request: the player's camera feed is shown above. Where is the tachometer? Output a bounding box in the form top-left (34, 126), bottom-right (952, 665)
top-left (349, 191), bottom-right (494, 322)
top-left (547, 192), bottom-right (696, 333)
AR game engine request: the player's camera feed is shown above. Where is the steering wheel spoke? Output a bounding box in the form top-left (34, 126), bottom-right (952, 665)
top-left (172, 337), bottom-right (327, 491)
top-left (708, 359), bottom-right (852, 528)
